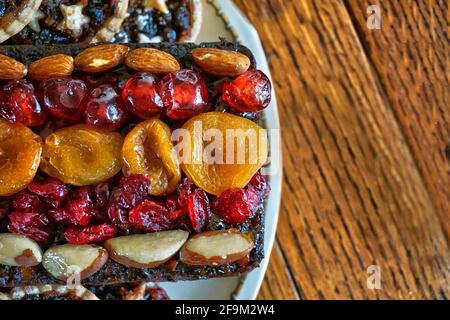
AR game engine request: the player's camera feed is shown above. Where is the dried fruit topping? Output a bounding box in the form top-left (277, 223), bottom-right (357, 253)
top-left (181, 112), bottom-right (268, 195)
top-left (107, 189), bottom-right (131, 230)
top-left (11, 191), bottom-right (44, 213)
top-left (180, 229), bottom-right (254, 266)
top-left (0, 233), bottom-right (43, 267)
top-left (213, 188), bottom-right (254, 224)
top-left (0, 119), bottom-right (42, 196)
top-left (93, 182), bottom-right (110, 210)
top-left (129, 200), bottom-right (172, 232)
top-left (249, 171), bottom-right (270, 199)
top-left (74, 44), bottom-right (129, 73)
top-left (191, 48), bottom-right (251, 77)
top-left (246, 185), bottom-right (261, 214)
top-left (0, 199), bottom-right (8, 221)
top-left (39, 78), bottom-right (87, 122)
top-left (104, 230), bottom-right (189, 269)
top-left (28, 177), bottom-right (69, 208)
top-left (41, 125), bottom-right (123, 186)
top-left (121, 72), bottom-right (164, 119)
top-left (187, 189), bottom-right (211, 232)
top-left (84, 85), bottom-right (127, 130)
top-left (64, 223), bottom-right (117, 244)
top-left (119, 174), bottom-right (150, 209)
top-left (125, 48), bottom-right (180, 74)
top-left (28, 54), bottom-right (74, 81)
top-left (7, 211), bottom-right (51, 243)
top-left (42, 244), bottom-right (108, 281)
top-left (222, 70), bottom-right (271, 112)
top-left (0, 80), bottom-right (46, 126)
top-left (65, 198), bottom-right (95, 226)
top-left (177, 177), bottom-right (194, 207)
top-left (160, 69), bottom-right (209, 120)
top-left (122, 119), bottom-right (181, 195)
top-left (0, 54), bottom-right (27, 80)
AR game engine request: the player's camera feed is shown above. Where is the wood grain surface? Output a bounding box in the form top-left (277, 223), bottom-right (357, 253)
top-left (231, 0), bottom-right (449, 300)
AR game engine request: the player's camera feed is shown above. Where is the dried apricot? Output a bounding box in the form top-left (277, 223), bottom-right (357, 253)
top-left (0, 119), bottom-right (42, 196)
top-left (41, 125), bottom-right (123, 186)
top-left (122, 119), bottom-right (181, 196)
top-left (180, 112), bottom-right (268, 195)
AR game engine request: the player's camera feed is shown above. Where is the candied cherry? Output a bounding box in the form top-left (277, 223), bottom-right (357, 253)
top-left (222, 70), bottom-right (271, 112)
top-left (64, 223), bottom-right (117, 244)
top-left (128, 200), bottom-right (172, 232)
top-left (122, 119), bottom-right (181, 195)
top-left (28, 177), bottom-right (69, 208)
top-left (212, 188), bottom-right (254, 224)
top-left (160, 69), bottom-right (209, 120)
top-left (121, 72), bottom-right (164, 119)
top-left (0, 119), bottom-right (42, 196)
top-left (41, 125), bottom-right (123, 186)
top-left (39, 78), bottom-right (87, 122)
top-left (180, 112), bottom-right (268, 195)
top-left (187, 189), bottom-right (211, 232)
top-left (0, 80), bottom-right (46, 126)
top-left (84, 85), bottom-right (127, 130)
top-left (7, 211), bottom-right (51, 242)
top-left (11, 191), bottom-right (44, 213)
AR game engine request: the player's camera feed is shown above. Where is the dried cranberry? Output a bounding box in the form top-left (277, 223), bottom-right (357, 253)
top-left (177, 178), bottom-right (194, 207)
top-left (107, 189), bottom-right (130, 230)
top-left (246, 185), bottom-right (260, 214)
top-left (222, 70), bottom-right (271, 112)
top-left (84, 85), bottom-right (127, 130)
top-left (187, 189), bottom-right (211, 232)
top-left (119, 174), bottom-right (150, 209)
top-left (249, 171), bottom-right (270, 199)
top-left (93, 182), bottom-right (110, 209)
top-left (213, 188), bottom-right (254, 224)
top-left (11, 191), bottom-right (44, 213)
top-left (28, 177), bottom-right (69, 208)
top-left (39, 78), bottom-right (87, 122)
top-left (0, 199), bottom-right (9, 221)
top-left (0, 80), bottom-right (46, 126)
top-left (129, 200), bottom-right (172, 232)
top-left (64, 223), bottom-right (117, 244)
top-left (65, 199), bottom-right (95, 226)
top-left (70, 186), bottom-right (93, 204)
top-left (121, 72), bottom-right (163, 119)
top-left (7, 211), bottom-right (51, 242)
top-left (160, 69), bottom-right (209, 120)
top-left (166, 195), bottom-right (187, 220)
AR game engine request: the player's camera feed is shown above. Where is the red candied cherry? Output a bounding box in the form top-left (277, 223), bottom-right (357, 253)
top-left (39, 78), bottom-right (87, 122)
top-left (212, 188), bottom-right (255, 224)
top-left (129, 200), bottom-right (172, 232)
top-left (222, 70), bottom-right (272, 112)
top-left (84, 85), bottom-right (128, 130)
top-left (11, 191), bottom-right (44, 213)
top-left (0, 80), bottom-right (46, 126)
top-left (7, 211), bottom-right (51, 242)
top-left (249, 171), bottom-right (270, 199)
top-left (119, 174), bottom-right (151, 209)
top-left (160, 69), bottom-right (209, 120)
top-left (121, 72), bottom-right (163, 119)
top-left (64, 223), bottom-right (117, 244)
top-left (107, 189), bottom-right (131, 230)
top-left (187, 189), bottom-right (211, 232)
top-left (28, 177), bottom-right (69, 208)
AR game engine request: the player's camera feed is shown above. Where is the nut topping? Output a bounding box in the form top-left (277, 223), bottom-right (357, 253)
top-left (0, 54), bottom-right (27, 80)
top-left (0, 233), bottom-right (43, 267)
top-left (125, 48), bottom-right (180, 74)
top-left (42, 244), bottom-right (108, 281)
top-left (28, 54), bottom-right (74, 80)
top-left (74, 44), bottom-right (129, 73)
top-left (191, 48), bottom-right (251, 77)
top-left (180, 229), bottom-right (254, 266)
top-left (104, 230), bottom-right (189, 269)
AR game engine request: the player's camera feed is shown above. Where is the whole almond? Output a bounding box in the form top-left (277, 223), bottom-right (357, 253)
top-left (28, 54), bottom-right (74, 80)
top-left (74, 44), bottom-right (129, 73)
top-left (191, 48), bottom-right (251, 77)
top-left (0, 54), bottom-right (27, 80)
top-left (125, 48), bottom-right (180, 74)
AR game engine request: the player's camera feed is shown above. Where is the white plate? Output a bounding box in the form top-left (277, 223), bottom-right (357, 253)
top-left (160, 0), bottom-right (282, 300)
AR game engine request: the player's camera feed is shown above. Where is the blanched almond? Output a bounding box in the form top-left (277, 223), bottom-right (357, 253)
top-left (191, 48), bottom-right (250, 77)
top-left (180, 229), bottom-right (254, 266)
top-left (0, 54), bottom-right (27, 80)
top-left (0, 233), bottom-right (42, 267)
top-left (125, 48), bottom-right (180, 74)
top-left (28, 54), bottom-right (74, 80)
top-left (104, 230), bottom-right (189, 269)
top-left (42, 244), bottom-right (108, 281)
top-left (74, 44), bottom-right (129, 73)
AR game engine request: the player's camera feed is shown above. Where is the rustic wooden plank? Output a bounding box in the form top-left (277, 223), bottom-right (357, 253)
top-left (257, 241), bottom-right (301, 300)
top-left (344, 0), bottom-right (450, 239)
top-left (233, 0), bottom-right (450, 299)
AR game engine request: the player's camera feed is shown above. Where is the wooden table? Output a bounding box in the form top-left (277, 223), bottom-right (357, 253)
top-left (232, 0), bottom-right (449, 299)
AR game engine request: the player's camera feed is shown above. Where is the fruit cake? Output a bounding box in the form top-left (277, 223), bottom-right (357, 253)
top-left (0, 42), bottom-right (272, 287)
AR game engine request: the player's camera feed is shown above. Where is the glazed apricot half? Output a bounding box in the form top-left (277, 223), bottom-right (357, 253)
top-left (122, 119), bottom-right (181, 196)
top-left (179, 112), bottom-right (268, 196)
top-left (0, 119), bottom-right (42, 196)
top-left (41, 125), bottom-right (123, 186)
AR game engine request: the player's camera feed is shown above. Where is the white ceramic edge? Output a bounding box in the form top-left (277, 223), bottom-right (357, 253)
top-left (214, 0), bottom-right (283, 300)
